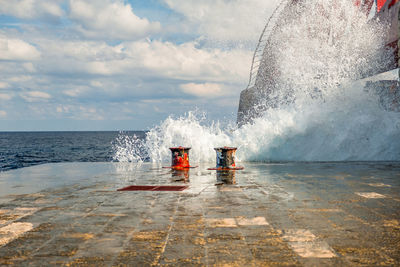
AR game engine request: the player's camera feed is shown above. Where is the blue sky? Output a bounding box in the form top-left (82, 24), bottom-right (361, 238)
top-left (0, 0), bottom-right (279, 131)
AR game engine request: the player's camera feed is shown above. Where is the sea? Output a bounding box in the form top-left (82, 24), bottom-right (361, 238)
top-left (0, 131), bottom-right (146, 172)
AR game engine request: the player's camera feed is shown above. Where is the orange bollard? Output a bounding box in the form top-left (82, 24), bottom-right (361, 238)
top-left (163, 147), bottom-right (197, 169)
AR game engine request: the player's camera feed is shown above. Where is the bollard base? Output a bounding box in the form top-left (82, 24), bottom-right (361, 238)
top-left (163, 166), bottom-right (198, 169)
top-left (208, 167), bottom-right (244, 171)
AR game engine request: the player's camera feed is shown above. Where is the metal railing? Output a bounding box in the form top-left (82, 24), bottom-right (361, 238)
top-left (246, 0), bottom-right (292, 89)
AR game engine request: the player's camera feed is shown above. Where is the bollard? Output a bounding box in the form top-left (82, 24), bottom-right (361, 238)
top-left (163, 146), bottom-right (197, 169)
top-left (171, 168), bottom-right (190, 182)
top-left (171, 146), bottom-right (190, 168)
top-left (208, 147), bottom-right (244, 170)
top-left (216, 170), bottom-right (236, 185)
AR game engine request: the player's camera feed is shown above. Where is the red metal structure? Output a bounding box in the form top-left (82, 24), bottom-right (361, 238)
top-left (377, 0), bottom-right (399, 11)
top-left (164, 146), bottom-right (196, 169)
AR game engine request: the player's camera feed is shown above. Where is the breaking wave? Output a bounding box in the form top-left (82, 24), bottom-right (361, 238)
top-left (114, 0), bottom-right (400, 163)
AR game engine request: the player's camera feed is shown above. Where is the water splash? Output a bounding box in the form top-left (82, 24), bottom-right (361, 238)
top-left (114, 0), bottom-right (400, 162)
top-left (112, 132), bottom-right (148, 163)
top-left (254, 0), bottom-right (393, 110)
top-left (114, 94), bottom-right (400, 162)
top-left (234, 82), bottom-right (400, 161)
top-left (146, 111), bottom-right (232, 163)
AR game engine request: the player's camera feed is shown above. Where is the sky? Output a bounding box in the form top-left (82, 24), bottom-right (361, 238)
top-left (0, 0), bottom-right (280, 131)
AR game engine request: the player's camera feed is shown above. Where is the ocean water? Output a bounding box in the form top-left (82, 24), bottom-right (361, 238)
top-left (0, 131), bottom-right (146, 172)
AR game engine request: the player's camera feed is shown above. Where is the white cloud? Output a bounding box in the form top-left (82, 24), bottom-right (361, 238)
top-left (90, 81), bottom-right (103, 87)
top-left (8, 76), bottom-right (33, 83)
top-left (27, 91), bottom-right (51, 98)
top-left (0, 82), bottom-right (9, 89)
top-left (121, 40), bottom-right (251, 82)
top-left (63, 89), bottom-right (80, 97)
top-left (0, 110), bottom-right (6, 117)
top-left (180, 83), bottom-right (225, 97)
top-left (0, 0), bottom-right (64, 19)
top-left (39, 39), bottom-right (251, 83)
top-left (38, 40), bottom-right (123, 61)
top-left (23, 62), bottom-right (36, 72)
top-left (56, 105), bottom-right (72, 113)
top-left (0, 93), bottom-right (12, 100)
top-left (163, 0), bottom-right (280, 42)
top-left (20, 91), bottom-right (51, 102)
top-left (54, 104), bottom-right (104, 120)
top-left (78, 106), bottom-right (104, 120)
top-left (63, 86), bottom-right (89, 97)
top-left (69, 0), bottom-right (161, 40)
top-left (0, 37), bottom-right (41, 61)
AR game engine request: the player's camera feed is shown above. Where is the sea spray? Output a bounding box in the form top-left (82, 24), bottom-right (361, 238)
top-left (113, 0), bottom-right (400, 162)
top-left (113, 92), bottom-right (400, 162)
top-left (144, 111), bottom-right (233, 163)
top-left (233, 82), bottom-right (400, 161)
top-left (113, 133), bottom-right (148, 163)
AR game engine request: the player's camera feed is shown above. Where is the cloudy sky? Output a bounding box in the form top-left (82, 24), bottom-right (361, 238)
top-left (0, 0), bottom-right (279, 131)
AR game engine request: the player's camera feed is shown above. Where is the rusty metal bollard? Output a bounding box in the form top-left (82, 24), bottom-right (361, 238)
top-left (163, 146), bottom-right (197, 169)
top-left (208, 147), bottom-right (244, 170)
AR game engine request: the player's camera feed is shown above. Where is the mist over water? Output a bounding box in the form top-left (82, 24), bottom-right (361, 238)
top-left (114, 0), bottom-right (400, 163)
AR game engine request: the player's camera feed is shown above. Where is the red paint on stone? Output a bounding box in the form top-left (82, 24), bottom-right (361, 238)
top-left (117, 185), bottom-right (188, 191)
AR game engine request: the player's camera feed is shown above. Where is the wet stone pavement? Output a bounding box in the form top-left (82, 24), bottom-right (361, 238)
top-left (0, 162), bottom-right (399, 266)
